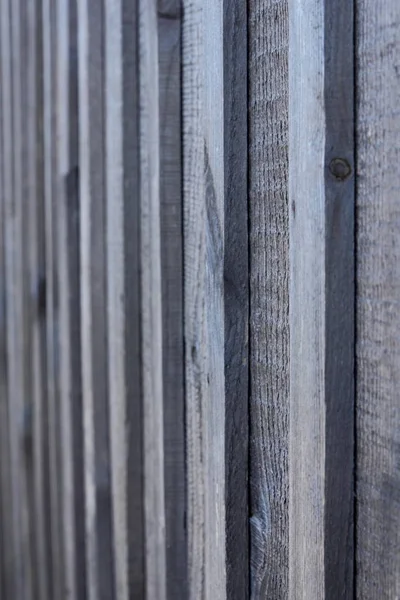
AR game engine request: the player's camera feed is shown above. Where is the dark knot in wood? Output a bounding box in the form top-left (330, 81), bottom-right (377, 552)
top-left (329, 158), bottom-right (352, 181)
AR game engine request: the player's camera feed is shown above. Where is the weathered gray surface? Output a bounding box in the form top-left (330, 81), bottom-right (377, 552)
top-left (139, 2), bottom-right (167, 598)
top-left (289, 0), bottom-right (354, 597)
top-left (248, 0), bottom-right (289, 597)
top-left (355, 1), bottom-right (400, 598)
top-left (28, 1), bottom-right (52, 597)
top-left (57, 0), bottom-right (86, 597)
top-left (224, 1), bottom-right (249, 598)
top-left (105, 1), bottom-right (144, 599)
top-left (43, 0), bottom-right (66, 595)
top-left (158, 2), bottom-right (187, 598)
top-left (105, 2), bottom-right (131, 599)
top-left (0, 31), bottom-right (12, 597)
top-left (182, 0), bottom-right (226, 597)
top-left (78, 1), bottom-right (114, 597)
top-left (1, 0), bottom-right (33, 596)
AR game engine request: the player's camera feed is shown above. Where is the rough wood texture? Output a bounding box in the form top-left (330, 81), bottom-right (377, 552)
top-left (57, 0), bottom-right (86, 597)
top-left (158, 2), bottom-right (187, 598)
top-left (105, 2), bottom-right (129, 598)
top-left (78, 1), bottom-right (115, 597)
top-left (43, 0), bottom-right (66, 596)
top-left (224, 2), bottom-right (249, 598)
top-left (355, 2), bottom-right (400, 598)
top-left (289, 0), bottom-right (354, 597)
top-left (140, 3), bottom-right (167, 598)
top-left (248, 1), bottom-right (289, 597)
top-left (105, 1), bottom-right (147, 598)
top-left (183, 1), bottom-right (226, 597)
top-left (28, 1), bottom-right (53, 597)
top-left (0, 38), bottom-right (12, 598)
top-left (1, 0), bottom-right (33, 595)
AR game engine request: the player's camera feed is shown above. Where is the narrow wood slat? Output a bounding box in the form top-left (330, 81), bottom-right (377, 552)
top-left (139, 2), bottom-right (166, 598)
top-left (157, 2), bottom-right (187, 598)
top-left (43, 0), bottom-right (67, 595)
top-left (0, 50), bottom-right (12, 596)
top-left (355, 1), bottom-right (400, 598)
top-left (224, 1), bottom-right (249, 598)
top-left (289, 0), bottom-right (355, 597)
top-left (248, 1), bottom-right (289, 597)
top-left (104, 3), bottom-right (129, 597)
top-left (104, 1), bottom-right (146, 598)
top-left (1, 0), bottom-right (33, 595)
top-left (78, 0), bottom-right (115, 597)
top-left (57, 0), bottom-right (86, 597)
top-left (20, 2), bottom-right (38, 596)
top-left (27, 0), bottom-right (52, 597)
top-left (182, 1), bottom-right (226, 597)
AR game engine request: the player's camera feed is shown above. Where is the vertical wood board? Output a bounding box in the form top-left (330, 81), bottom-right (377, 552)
top-left (355, 1), bottom-right (400, 598)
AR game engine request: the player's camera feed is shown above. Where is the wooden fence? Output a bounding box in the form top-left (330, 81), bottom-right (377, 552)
top-left (0, 0), bottom-right (399, 598)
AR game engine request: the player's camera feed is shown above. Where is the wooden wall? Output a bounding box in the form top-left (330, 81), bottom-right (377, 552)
top-left (0, 0), bottom-right (399, 599)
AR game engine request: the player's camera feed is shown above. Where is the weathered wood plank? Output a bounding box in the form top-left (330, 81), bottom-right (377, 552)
top-left (57, 0), bottom-right (86, 597)
top-left (43, 0), bottom-right (66, 595)
top-left (1, 0), bottom-right (34, 595)
top-left (139, 2), bottom-right (167, 598)
top-left (248, 1), bottom-right (289, 597)
top-left (289, 0), bottom-right (355, 597)
top-left (20, 3), bottom-right (38, 596)
top-left (27, 1), bottom-right (53, 597)
top-left (355, 2), bottom-right (400, 598)
top-left (157, 2), bottom-right (187, 598)
top-left (104, 1), bottom-right (129, 598)
top-left (78, 1), bottom-right (115, 597)
top-left (224, 1), bottom-right (249, 598)
top-left (0, 53), bottom-right (12, 597)
top-left (105, 1), bottom-right (148, 598)
top-left (182, 1), bottom-right (226, 597)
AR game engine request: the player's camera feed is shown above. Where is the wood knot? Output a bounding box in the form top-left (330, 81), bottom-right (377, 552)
top-left (329, 158), bottom-right (352, 181)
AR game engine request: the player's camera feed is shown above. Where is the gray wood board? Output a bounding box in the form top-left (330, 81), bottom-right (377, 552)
top-left (223, 0), bottom-right (249, 600)
top-left (43, 0), bottom-right (66, 595)
top-left (289, 0), bottom-right (354, 597)
top-left (139, 2), bottom-right (167, 598)
top-left (224, 1), bottom-right (249, 598)
top-left (355, 1), bottom-right (400, 597)
top-left (57, 0), bottom-right (86, 595)
top-left (78, 0), bottom-right (115, 597)
top-left (248, 0), bottom-right (289, 597)
top-left (120, 1), bottom-right (145, 597)
top-left (183, 1), bottom-right (226, 597)
top-left (28, 1), bottom-right (53, 596)
top-left (0, 26), bottom-right (12, 596)
top-left (158, 2), bottom-right (187, 598)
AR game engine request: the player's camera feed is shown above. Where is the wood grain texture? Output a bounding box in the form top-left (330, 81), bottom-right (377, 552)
top-left (78, 1), bottom-right (115, 597)
top-left (27, 1), bottom-right (53, 597)
top-left (19, 4), bottom-right (36, 595)
top-left (57, 0), bottom-right (86, 597)
top-left (139, 3), bottom-right (167, 598)
top-left (120, 2), bottom-right (146, 598)
top-left (0, 37), bottom-right (12, 597)
top-left (1, 0), bottom-right (33, 595)
top-left (182, 1), bottom-right (226, 597)
top-left (289, 0), bottom-right (355, 597)
top-left (224, 2), bottom-right (249, 598)
top-left (355, 2), bottom-right (400, 598)
top-left (105, 1), bottom-right (146, 598)
top-left (105, 2), bottom-right (129, 598)
top-left (157, 2), bottom-right (187, 598)
top-left (43, 0), bottom-right (66, 595)
top-left (248, 1), bottom-right (289, 598)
